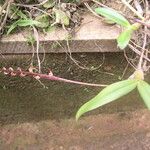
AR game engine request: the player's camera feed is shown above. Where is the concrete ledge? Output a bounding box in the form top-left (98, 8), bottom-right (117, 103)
top-left (0, 13), bottom-right (120, 54)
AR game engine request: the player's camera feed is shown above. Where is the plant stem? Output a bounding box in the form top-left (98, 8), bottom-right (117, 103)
top-left (0, 0), bottom-right (11, 32)
top-left (137, 26), bottom-right (147, 70)
top-left (0, 68), bottom-right (107, 87)
top-left (33, 26), bottom-right (41, 73)
top-left (121, 0), bottom-right (144, 20)
top-left (128, 44), bottom-right (150, 63)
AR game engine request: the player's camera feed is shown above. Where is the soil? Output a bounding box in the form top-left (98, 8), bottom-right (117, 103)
top-left (0, 110), bottom-right (150, 150)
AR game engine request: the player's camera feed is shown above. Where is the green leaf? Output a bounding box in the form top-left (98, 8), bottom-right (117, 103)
top-left (17, 10), bottom-right (28, 19)
top-left (76, 79), bottom-right (138, 120)
top-left (117, 23), bottom-right (140, 49)
top-left (35, 14), bottom-right (50, 28)
top-left (95, 7), bottom-right (131, 27)
top-left (43, 0), bottom-right (55, 8)
top-left (117, 27), bottom-right (133, 49)
top-left (7, 21), bottom-right (19, 35)
top-left (7, 19), bottom-right (40, 34)
top-left (53, 8), bottom-right (70, 26)
top-left (17, 19), bottom-right (40, 27)
top-left (137, 80), bottom-right (150, 109)
top-left (43, 26), bottom-right (56, 33)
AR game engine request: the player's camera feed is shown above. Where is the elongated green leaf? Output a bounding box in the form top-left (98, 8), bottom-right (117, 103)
top-left (137, 80), bottom-right (150, 109)
top-left (117, 27), bottom-right (133, 49)
top-left (7, 19), bottom-right (40, 34)
top-left (17, 10), bottom-right (28, 19)
top-left (17, 19), bottom-right (40, 27)
top-left (76, 79), bottom-right (138, 120)
top-left (7, 21), bottom-right (19, 35)
top-left (95, 7), bottom-right (130, 27)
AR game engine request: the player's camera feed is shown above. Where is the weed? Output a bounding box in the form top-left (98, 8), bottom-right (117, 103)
top-left (76, 1), bottom-right (150, 120)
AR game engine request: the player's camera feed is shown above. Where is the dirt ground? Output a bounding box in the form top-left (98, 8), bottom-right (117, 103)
top-left (0, 109), bottom-right (150, 150)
